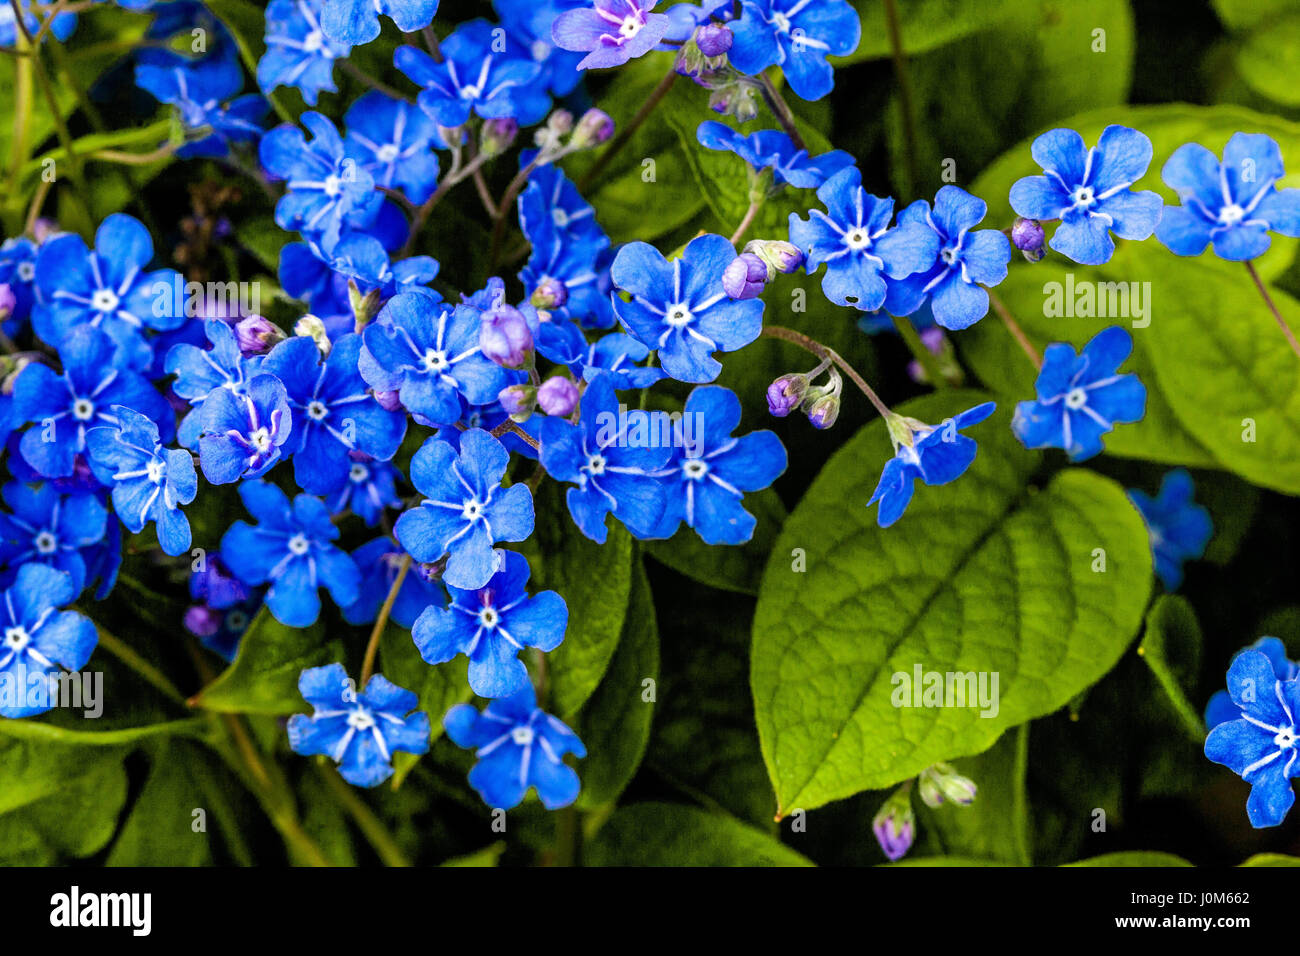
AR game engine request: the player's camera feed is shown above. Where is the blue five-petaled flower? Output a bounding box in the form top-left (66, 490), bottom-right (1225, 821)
top-left (0, 564), bottom-right (98, 719)
top-left (728, 0), bottom-right (862, 102)
top-left (1127, 468), bottom-right (1212, 591)
top-left (288, 663), bottom-right (430, 788)
top-left (1011, 327), bottom-right (1147, 462)
top-left (320, 0), bottom-right (440, 46)
top-left (444, 682), bottom-right (586, 810)
top-left (1009, 125), bottom-right (1163, 266)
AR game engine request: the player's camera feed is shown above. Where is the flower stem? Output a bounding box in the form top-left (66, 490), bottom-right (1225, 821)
top-left (340, 59), bottom-right (415, 103)
top-left (892, 314), bottom-right (949, 389)
top-left (491, 418), bottom-right (541, 451)
top-left (1245, 260), bottom-right (1300, 360)
top-left (578, 64), bottom-right (678, 192)
top-left (316, 763), bottom-right (412, 866)
top-left (881, 0), bottom-right (920, 193)
top-left (988, 289), bottom-right (1042, 369)
top-left (729, 198), bottom-right (762, 246)
top-left (757, 73), bottom-right (807, 153)
top-left (761, 324), bottom-right (892, 418)
top-left (359, 553), bottom-right (411, 687)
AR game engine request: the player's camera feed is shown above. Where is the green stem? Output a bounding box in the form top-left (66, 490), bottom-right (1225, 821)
top-left (1245, 260), bottom-right (1300, 360)
top-left (881, 0), bottom-right (920, 193)
top-left (988, 289), bottom-right (1042, 368)
top-left (317, 764), bottom-right (412, 867)
top-left (359, 553), bottom-right (411, 686)
top-left (729, 198), bottom-right (762, 246)
top-left (578, 64), bottom-right (678, 192)
top-left (761, 324), bottom-right (892, 419)
top-left (892, 313), bottom-right (949, 389)
top-left (95, 625), bottom-right (188, 707)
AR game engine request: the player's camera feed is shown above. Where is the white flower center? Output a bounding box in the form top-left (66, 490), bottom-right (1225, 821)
top-left (586, 453), bottom-right (607, 475)
top-left (552, 208), bottom-right (570, 228)
top-left (17, 262), bottom-right (35, 282)
top-left (461, 498), bottom-right (483, 522)
top-left (4, 626), bottom-right (30, 651)
top-left (72, 398), bottom-right (95, 421)
top-left (33, 530), bottom-right (58, 554)
top-left (682, 459), bottom-right (708, 480)
top-left (421, 348), bottom-right (449, 372)
top-left (323, 175), bottom-right (343, 197)
top-left (376, 143), bottom-right (400, 163)
top-left (91, 288), bottom-right (120, 313)
top-left (845, 229), bottom-right (871, 251)
top-left (302, 30), bottom-right (324, 52)
top-left (940, 246), bottom-right (957, 265)
top-left (349, 463), bottom-right (369, 482)
top-left (459, 84), bottom-right (481, 100)
top-left (346, 708), bottom-right (376, 731)
top-left (772, 11), bottom-right (791, 32)
top-left (1072, 185), bottom-right (1095, 207)
top-left (146, 460), bottom-right (165, 483)
top-left (287, 533), bottom-right (310, 556)
top-left (1276, 727), bottom-right (1298, 749)
top-left (511, 726), bottom-right (535, 746)
top-left (1219, 203), bottom-right (1245, 226)
top-left (478, 606), bottom-right (499, 629)
top-left (665, 304), bottom-right (693, 328)
top-left (1065, 387), bottom-right (1088, 410)
top-left (250, 427), bottom-right (272, 453)
top-left (307, 400), bottom-right (329, 421)
top-left (618, 16), bottom-right (642, 39)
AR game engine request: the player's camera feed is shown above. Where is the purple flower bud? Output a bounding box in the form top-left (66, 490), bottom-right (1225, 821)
top-left (235, 314), bottom-right (286, 356)
top-left (0, 284), bottom-right (14, 320)
top-left (498, 383), bottom-right (537, 420)
top-left (722, 253), bottom-right (769, 300)
top-left (479, 304), bottom-right (534, 370)
top-left (805, 393), bottom-right (840, 430)
top-left (31, 218), bottom-right (59, 244)
top-left (480, 117), bottom-right (519, 157)
top-left (766, 373), bottom-right (808, 417)
top-left (531, 276), bottom-right (569, 311)
top-left (373, 389), bottom-right (404, 412)
top-left (744, 239), bottom-right (804, 275)
top-left (872, 798), bottom-right (915, 862)
top-left (184, 604), bottom-right (222, 639)
top-left (696, 23), bottom-right (733, 58)
top-left (1011, 217), bottom-right (1046, 262)
top-left (536, 375), bottom-right (580, 417)
top-left (572, 108), bottom-right (615, 149)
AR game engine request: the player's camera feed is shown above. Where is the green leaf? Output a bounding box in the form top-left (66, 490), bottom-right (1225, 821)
top-left (887, 856), bottom-right (1008, 866)
top-left (752, 391), bottom-right (1153, 814)
top-left (965, 105), bottom-right (1300, 491)
top-left (1240, 853), bottom-right (1300, 866)
top-left (575, 559), bottom-right (659, 809)
top-left (0, 716), bottom-right (207, 746)
top-left (1064, 851), bottom-right (1193, 867)
top-left (441, 843), bottom-right (506, 867)
top-left (1138, 595), bottom-right (1206, 744)
top-left (845, 0), bottom-right (1021, 62)
top-left (108, 743), bottom-right (215, 866)
top-left (644, 488), bottom-right (787, 595)
top-left (584, 802), bottom-right (813, 866)
top-left (533, 485), bottom-right (634, 718)
top-left (1236, 14), bottom-right (1300, 106)
top-left (194, 607), bottom-right (343, 715)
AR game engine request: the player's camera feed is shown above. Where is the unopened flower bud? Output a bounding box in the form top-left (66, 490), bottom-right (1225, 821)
top-left (31, 218), bottom-right (59, 244)
top-left (294, 314), bottom-right (331, 356)
top-left (766, 373), bottom-right (808, 417)
top-left (918, 762), bottom-right (978, 808)
top-left (872, 786), bottom-right (916, 862)
top-left (1011, 217), bottom-right (1046, 262)
top-left (804, 392), bottom-right (840, 430)
top-left (744, 238), bottom-right (804, 275)
top-left (571, 109), bottom-right (614, 149)
top-left (536, 109), bottom-right (574, 153)
top-left (530, 276), bottom-right (569, 311)
top-left (373, 389), bottom-right (404, 412)
top-left (498, 383), bottom-right (537, 421)
top-left (479, 304), bottom-right (534, 370)
top-left (0, 284), bottom-right (14, 321)
top-left (536, 375), bottom-right (579, 417)
top-left (235, 314), bottom-right (285, 356)
top-left (184, 604), bottom-right (222, 639)
top-left (696, 22), bottom-right (733, 58)
top-left (722, 253), bottom-right (769, 300)
top-left (480, 117), bottom-right (519, 158)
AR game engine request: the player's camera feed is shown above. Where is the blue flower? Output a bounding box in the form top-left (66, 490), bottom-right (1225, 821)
top-left (1156, 132), bottom-right (1300, 261)
top-left (521, 224), bottom-right (616, 330)
top-left (789, 167), bottom-right (940, 313)
top-left (413, 550), bottom-right (566, 698)
top-left (186, 595), bottom-right (261, 663)
top-left (696, 121), bottom-right (854, 189)
top-left (867, 402), bottom-right (996, 528)
top-left (361, 291), bottom-right (513, 427)
top-left (85, 406), bottom-right (198, 557)
top-left (518, 160), bottom-right (608, 254)
top-left (258, 0), bottom-right (351, 107)
top-left (33, 214), bottom-right (186, 368)
top-left (396, 20), bottom-right (546, 128)
top-left (321, 0), bottom-right (440, 46)
top-left (13, 326), bottom-right (172, 479)
top-left (537, 372), bottom-right (670, 542)
top-left (647, 385), bottom-right (786, 544)
top-left (197, 373), bottom-right (294, 484)
top-left (0, 564), bottom-right (97, 719)
top-left (0, 482), bottom-right (107, 594)
top-left (135, 54), bottom-right (267, 159)
top-left (260, 112), bottom-right (381, 248)
top-left (1207, 638), bottom-right (1299, 729)
top-left (0, 237), bottom-right (38, 335)
top-left (221, 481), bottom-right (361, 626)
top-left (1011, 326), bottom-right (1146, 462)
top-left (189, 554), bottom-right (252, 611)
top-left (394, 429), bottom-right (535, 590)
top-left (1204, 650), bottom-right (1300, 828)
top-left (552, 0), bottom-right (672, 71)
top-left (1128, 469), bottom-right (1213, 591)
top-left (263, 333), bottom-right (407, 495)
top-left (728, 0), bottom-right (861, 101)
top-left (288, 663), bottom-right (430, 788)
top-left (494, 0), bottom-right (586, 96)
top-left (883, 186), bottom-right (1012, 331)
top-left (544, 328), bottom-right (666, 390)
top-left (340, 538), bottom-right (446, 627)
top-left (444, 682), bottom-right (585, 809)
top-left (0, 1), bottom-right (76, 48)
top-left (611, 233), bottom-right (764, 383)
top-left (344, 92), bottom-right (442, 204)
top-left (328, 455), bottom-right (401, 526)
top-left (165, 319), bottom-right (265, 448)
top-left (1009, 125), bottom-right (1163, 266)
